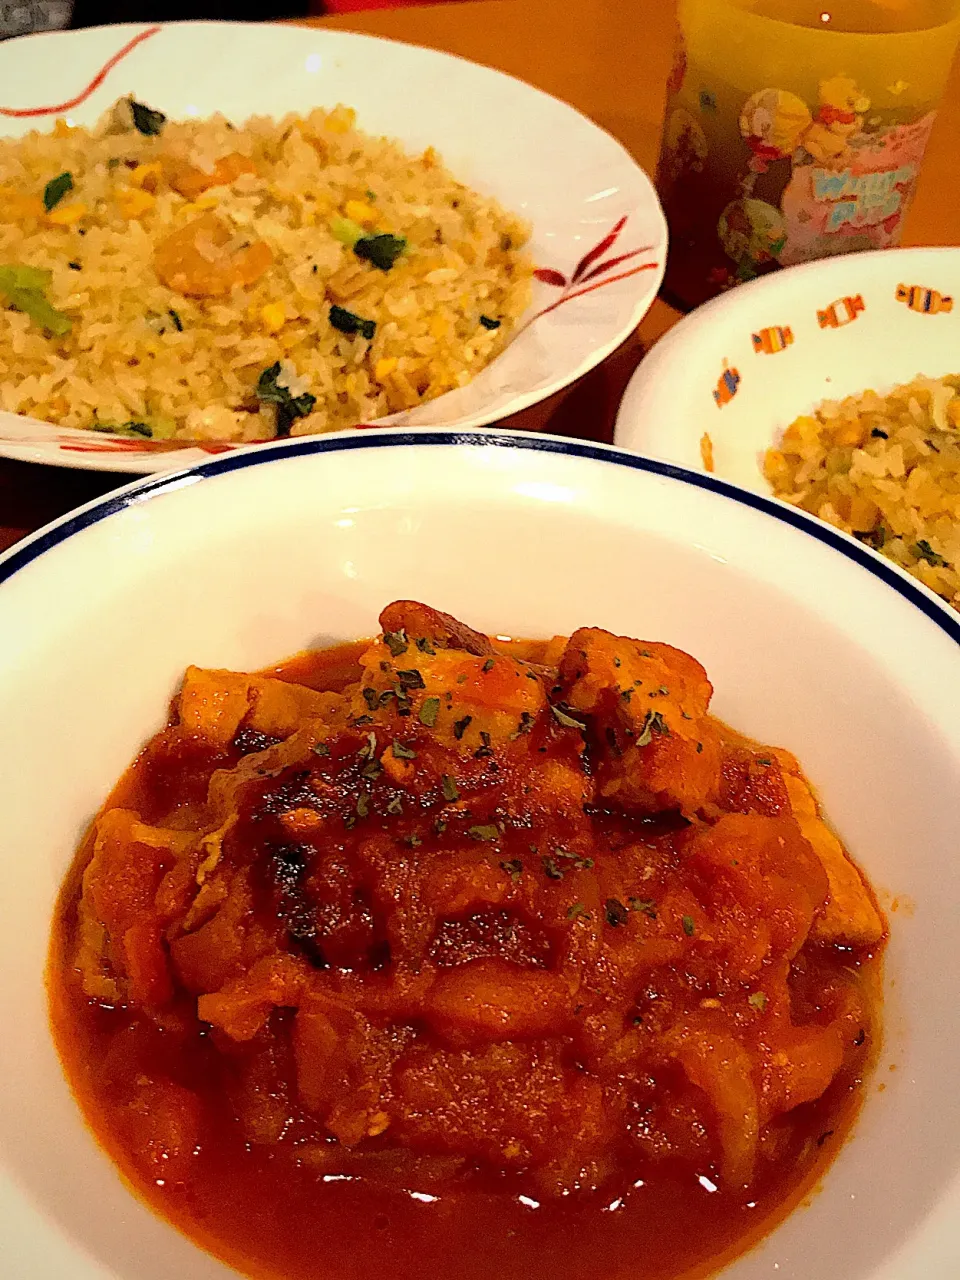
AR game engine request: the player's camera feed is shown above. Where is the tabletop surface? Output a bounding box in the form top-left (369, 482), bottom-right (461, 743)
top-left (2, 0), bottom-right (960, 550)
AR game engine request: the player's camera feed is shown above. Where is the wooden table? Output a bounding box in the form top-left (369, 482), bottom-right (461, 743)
top-left (3, 0), bottom-right (960, 550)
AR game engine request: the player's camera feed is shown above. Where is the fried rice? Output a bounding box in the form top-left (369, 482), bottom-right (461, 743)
top-left (0, 97), bottom-right (532, 442)
top-left (764, 374), bottom-right (960, 612)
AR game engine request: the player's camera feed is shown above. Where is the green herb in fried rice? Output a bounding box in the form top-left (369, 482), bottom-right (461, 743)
top-left (90, 420), bottom-right (152, 438)
top-left (330, 217), bottom-right (406, 271)
top-left (89, 417), bottom-right (176, 440)
top-left (256, 362), bottom-right (317, 437)
top-left (43, 172), bottom-right (73, 211)
top-left (330, 216), bottom-right (366, 247)
top-left (354, 234), bottom-right (406, 272)
top-left (914, 538), bottom-right (950, 568)
top-left (0, 265), bottom-right (72, 336)
top-left (129, 99), bottom-right (167, 137)
top-left (329, 305), bottom-right (376, 340)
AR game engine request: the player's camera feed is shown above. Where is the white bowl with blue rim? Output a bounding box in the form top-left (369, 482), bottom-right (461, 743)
top-left (0, 429), bottom-right (958, 1279)
top-left (614, 246), bottom-right (960, 493)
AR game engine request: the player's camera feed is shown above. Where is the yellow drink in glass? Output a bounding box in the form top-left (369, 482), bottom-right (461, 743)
top-left (657, 0), bottom-right (960, 308)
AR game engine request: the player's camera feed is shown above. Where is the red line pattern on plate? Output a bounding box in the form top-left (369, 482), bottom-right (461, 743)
top-left (0, 25), bottom-right (162, 118)
top-left (533, 267), bottom-right (568, 288)
top-left (55, 435), bottom-right (232, 455)
top-left (571, 215), bottom-right (628, 283)
top-left (527, 215), bottom-right (660, 335)
top-left (530, 262), bottom-right (658, 323)
top-left (579, 248), bottom-right (651, 284)
top-left (527, 217), bottom-right (658, 330)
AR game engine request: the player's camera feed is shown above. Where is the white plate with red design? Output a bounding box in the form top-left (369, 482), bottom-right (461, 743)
top-left (0, 20), bottom-right (666, 473)
top-left (614, 246), bottom-right (960, 492)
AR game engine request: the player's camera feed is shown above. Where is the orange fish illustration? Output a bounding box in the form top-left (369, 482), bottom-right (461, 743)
top-left (895, 283), bottom-right (953, 314)
top-left (713, 364), bottom-right (740, 407)
top-left (751, 325), bottom-right (794, 354)
top-left (700, 431), bottom-right (715, 471)
top-left (817, 294), bottom-right (865, 329)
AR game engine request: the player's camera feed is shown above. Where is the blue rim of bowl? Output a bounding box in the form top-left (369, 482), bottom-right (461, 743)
top-left (1, 430), bottom-right (958, 648)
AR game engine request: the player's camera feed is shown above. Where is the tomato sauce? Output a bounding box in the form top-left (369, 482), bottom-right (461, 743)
top-left (49, 607), bottom-right (884, 1280)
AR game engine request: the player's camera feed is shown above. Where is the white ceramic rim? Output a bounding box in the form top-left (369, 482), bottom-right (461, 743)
top-left (612, 245), bottom-right (960, 487)
top-left (3, 428), bottom-right (957, 656)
